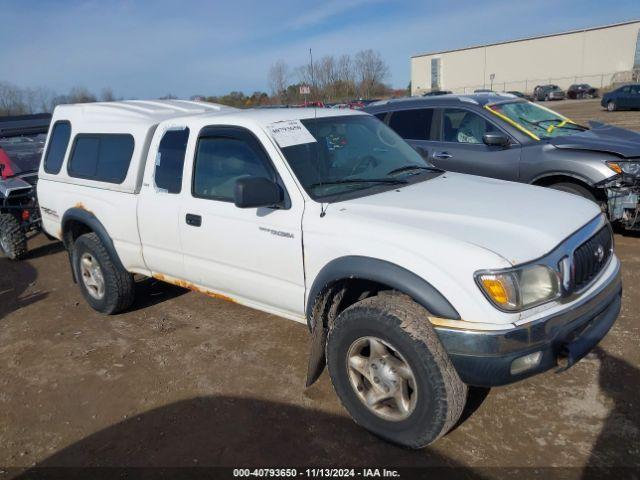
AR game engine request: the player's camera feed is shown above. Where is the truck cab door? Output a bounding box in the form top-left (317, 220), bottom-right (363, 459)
top-left (137, 126), bottom-right (190, 279)
top-left (178, 126), bottom-right (306, 320)
top-left (429, 107), bottom-right (521, 181)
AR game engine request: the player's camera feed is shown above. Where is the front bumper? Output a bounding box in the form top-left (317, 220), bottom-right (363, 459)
top-left (433, 263), bottom-right (622, 387)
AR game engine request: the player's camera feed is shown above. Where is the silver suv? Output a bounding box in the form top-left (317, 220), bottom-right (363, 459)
top-left (365, 93), bottom-right (640, 231)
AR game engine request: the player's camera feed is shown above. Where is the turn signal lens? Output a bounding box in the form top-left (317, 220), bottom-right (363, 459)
top-left (606, 162), bottom-right (623, 174)
top-left (481, 277), bottom-right (509, 305)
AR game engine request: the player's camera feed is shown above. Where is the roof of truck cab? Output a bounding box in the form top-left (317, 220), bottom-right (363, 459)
top-left (52, 100), bottom-right (235, 127)
top-left (168, 105), bottom-right (369, 126)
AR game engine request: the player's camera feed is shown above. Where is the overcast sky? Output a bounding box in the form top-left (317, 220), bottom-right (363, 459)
top-left (1, 0), bottom-right (639, 99)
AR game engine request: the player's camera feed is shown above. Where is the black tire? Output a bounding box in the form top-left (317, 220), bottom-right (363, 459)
top-left (72, 232), bottom-right (135, 314)
top-left (544, 94), bottom-right (550, 101)
top-left (326, 294), bottom-right (467, 448)
top-left (0, 213), bottom-right (27, 260)
top-left (549, 182), bottom-right (598, 203)
top-left (607, 101), bottom-right (617, 112)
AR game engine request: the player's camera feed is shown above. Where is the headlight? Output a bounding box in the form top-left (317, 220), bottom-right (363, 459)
top-left (476, 264), bottom-right (561, 311)
top-left (607, 161), bottom-right (640, 176)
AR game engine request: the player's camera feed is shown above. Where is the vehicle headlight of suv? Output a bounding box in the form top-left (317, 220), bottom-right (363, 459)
top-left (475, 264), bottom-right (561, 311)
top-left (607, 161), bottom-right (640, 177)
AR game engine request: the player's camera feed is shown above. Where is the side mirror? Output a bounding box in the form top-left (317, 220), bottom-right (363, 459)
top-left (483, 132), bottom-right (511, 147)
top-left (234, 177), bottom-right (283, 209)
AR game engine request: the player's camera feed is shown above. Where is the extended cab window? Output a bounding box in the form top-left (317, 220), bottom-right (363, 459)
top-left (388, 109), bottom-right (435, 140)
top-left (43, 121), bottom-right (71, 174)
top-left (155, 128), bottom-right (189, 194)
top-left (193, 134), bottom-right (273, 201)
top-left (68, 134), bottom-right (134, 183)
top-left (442, 109), bottom-right (497, 144)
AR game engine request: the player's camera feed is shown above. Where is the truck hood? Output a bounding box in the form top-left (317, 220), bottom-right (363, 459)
top-left (549, 121), bottom-right (640, 159)
top-left (338, 173), bottom-right (601, 265)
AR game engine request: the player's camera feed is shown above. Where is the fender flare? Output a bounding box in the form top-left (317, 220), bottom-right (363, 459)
top-left (305, 255), bottom-right (460, 329)
top-left (530, 171), bottom-right (597, 188)
top-left (61, 208), bottom-right (126, 280)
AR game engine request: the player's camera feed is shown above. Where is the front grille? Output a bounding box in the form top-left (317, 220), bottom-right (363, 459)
top-left (573, 226), bottom-right (613, 290)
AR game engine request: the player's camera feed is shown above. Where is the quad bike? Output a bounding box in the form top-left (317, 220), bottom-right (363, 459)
top-left (0, 114), bottom-right (51, 260)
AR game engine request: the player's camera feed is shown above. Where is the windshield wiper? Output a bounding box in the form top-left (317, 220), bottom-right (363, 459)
top-left (519, 116), bottom-right (586, 131)
top-left (309, 178), bottom-right (408, 189)
top-left (386, 165), bottom-right (443, 176)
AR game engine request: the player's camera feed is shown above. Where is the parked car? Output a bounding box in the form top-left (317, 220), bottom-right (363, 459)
top-left (473, 89), bottom-right (493, 93)
top-left (38, 100), bottom-right (621, 448)
top-left (364, 94), bottom-right (640, 231)
top-left (601, 83), bottom-right (640, 111)
top-left (567, 83), bottom-right (599, 99)
top-left (506, 90), bottom-right (533, 101)
top-left (533, 84), bottom-right (565, 101)
top-left (0, 113), bottom-right (51, 259)
top-left (423, 90), bottom-right (452, 97)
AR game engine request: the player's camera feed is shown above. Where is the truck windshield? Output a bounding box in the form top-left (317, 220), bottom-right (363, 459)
top-left (277, 115), bottom-right (440, 201)
top-left (0, 133), bottom-right (46, 179)
top-left (486, 101), bottom-right (587, 139)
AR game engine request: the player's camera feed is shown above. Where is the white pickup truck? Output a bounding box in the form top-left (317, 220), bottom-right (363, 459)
top-left (37, 100), bottom-right (622, 448)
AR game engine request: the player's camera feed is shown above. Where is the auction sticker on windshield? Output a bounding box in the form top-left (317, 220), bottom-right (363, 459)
top-left (266, 120), bottom-right (316, 148)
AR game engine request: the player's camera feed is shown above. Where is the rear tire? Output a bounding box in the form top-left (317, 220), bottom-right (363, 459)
top-left (0, 214), bottom-right (27, 260)
top-left (72, 232), bottom-right (135, 314)
top-left (549, 182), bottom-right (598, 203)
top-left (607, 101), bottom-right (617, 112)
top-left (326, 294), bottom-right (467, 448)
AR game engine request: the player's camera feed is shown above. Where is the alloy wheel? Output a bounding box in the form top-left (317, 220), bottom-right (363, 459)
top-left (80, 253), bottom-right (106, 300)
top-left (346, 336), bottom-right (418, 422)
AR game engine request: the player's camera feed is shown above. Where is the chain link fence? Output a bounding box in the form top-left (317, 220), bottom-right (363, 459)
top-left (422, 69), bottom-right (640, 95)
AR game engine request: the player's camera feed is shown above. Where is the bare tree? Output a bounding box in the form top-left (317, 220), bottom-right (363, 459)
top-left (337, 54), bottom-right (356, 98)
top-left (268, 60), bottom-right (289, 103)
top-left (0, 81), bottom-right (26, 115)
top-left (354, 49), bottom-right (390, 99)
top-left (32, 87), bottom-right (57, 113)
top-left (67, 86), bottom-right (97, 103)
top-left (100, 87), bottom-right (116, 102)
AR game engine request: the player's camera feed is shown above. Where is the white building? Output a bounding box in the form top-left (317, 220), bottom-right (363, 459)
top-left (411, 20), bottom-right (640, 95)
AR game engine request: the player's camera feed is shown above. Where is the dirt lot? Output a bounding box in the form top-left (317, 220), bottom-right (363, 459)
top-left (1, 100), bottom-right (639, 477)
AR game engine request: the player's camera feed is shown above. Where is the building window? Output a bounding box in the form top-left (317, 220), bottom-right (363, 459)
top-left (431, 58), bottom-right (441, 89)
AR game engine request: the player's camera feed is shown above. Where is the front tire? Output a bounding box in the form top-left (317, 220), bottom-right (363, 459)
top-left (0, 214), bottom-right (27, 260)
top-left (607, 101), bottom-right (617, 112)
top-left (549, 182), bottom-right (598, 203)
top-left (72, 232), bottom-right (135, 314)
top-left (326, 294), bottom-right (467, 448)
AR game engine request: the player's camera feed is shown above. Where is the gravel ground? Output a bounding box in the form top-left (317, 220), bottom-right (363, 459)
top-left (0, 99), bottom-right (638, 478)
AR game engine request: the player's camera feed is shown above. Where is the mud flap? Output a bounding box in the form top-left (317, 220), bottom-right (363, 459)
top-left (305, 323), bottom-right (328, 387)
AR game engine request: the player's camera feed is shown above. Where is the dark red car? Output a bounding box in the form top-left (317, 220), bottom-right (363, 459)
top-left (567, 84), bottom-right (599, 99)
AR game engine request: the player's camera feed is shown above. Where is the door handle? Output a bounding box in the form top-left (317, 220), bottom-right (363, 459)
top-left (185, 213), bottom-right (202, 227)
top-left (432, 151), bottom-right (453, 160)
